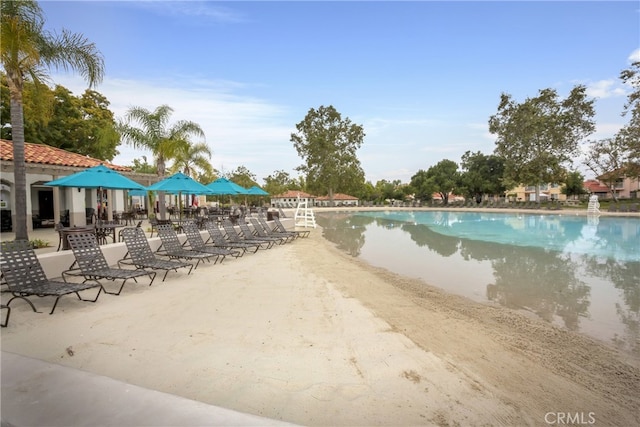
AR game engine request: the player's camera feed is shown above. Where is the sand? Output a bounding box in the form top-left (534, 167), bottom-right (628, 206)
top-left (1, 220), bottom-right (639, 426)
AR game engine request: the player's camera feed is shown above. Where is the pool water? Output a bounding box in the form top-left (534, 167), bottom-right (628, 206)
top-left (316, 210), bottom-right (640, 355)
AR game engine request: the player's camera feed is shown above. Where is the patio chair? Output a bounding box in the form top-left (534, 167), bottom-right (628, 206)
top-left (203, 221), bottom-right (260, 255)
top-left (249, 217), bottom-right (295, 243)
top-left (221, 219), bottom-right (272, 250)
top-left (181, 221), bottom-right (241, 262)
top-left (155, 223), bottom-right (217, 269)
top-left (118, 226), bottom-right (193, 282)
top-left (273, 216), bottom-right (310, 238)
top-left (237, 219), bottom-right (284, 246)
top-left (1, 304), bottom-right (9, 327)
top-left (0, 240), bottom-right (104, 314)
top-left (262, 214), bottom-right (309, 239)
top-left (118, 220), bottom-right (143, 242)
top-left (64, 233), bottom-right (156, 295)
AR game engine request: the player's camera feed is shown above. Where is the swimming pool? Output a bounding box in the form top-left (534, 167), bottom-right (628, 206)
top-left (315, 210), bottom-right (640, 355)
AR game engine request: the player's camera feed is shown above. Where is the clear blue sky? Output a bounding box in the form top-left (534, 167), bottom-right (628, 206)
top-left (41, 1), bottom-right (639, 185)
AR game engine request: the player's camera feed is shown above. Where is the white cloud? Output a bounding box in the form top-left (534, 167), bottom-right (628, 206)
top-left (50, 74), bottom-right (299, 183)
top-left (585, 79), bottom-right (627, 99)
top-left (628, 47), bottom-right (640, 63)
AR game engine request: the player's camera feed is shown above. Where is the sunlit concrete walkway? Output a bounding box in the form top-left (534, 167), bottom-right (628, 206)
top-left (1, 351), bottom-right (292, 427)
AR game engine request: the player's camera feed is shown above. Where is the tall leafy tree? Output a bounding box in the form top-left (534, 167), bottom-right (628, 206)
top-left (227, 165), bottom-right (257, 190)
top-left (583, 137), bottom-right (629, 201)
top-left (459, 151), bottom-right (507, 200)
top-left (1, 0), bottom-right (104, 239)
top-left (291, 105), bottom-right (365, 204)
top-left (411, 160), bottom-right (460, 205)
top-left (618, 61), bottom-right (640, 177)
top-left (562, 170), bottom-right (587, 200)
top-left (488, 86), bottom-right (595, 201)
top-left (263, 169), bottom-right (299, 196)
top-left (118, 104), bottom-right (205, 218)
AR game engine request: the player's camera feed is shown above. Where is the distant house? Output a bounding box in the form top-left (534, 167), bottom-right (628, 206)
top-left (584, 179), bottom-right (611, 199)
top-left (270, 190), bottom-right (316, 208)
top-left (508, 184), bottom-right (566, 202)
top-left (315, 193), bottom-right (359, 207)
top-left (593, 169), bottom-right (640, 200)
top-left (0, 139), bottom-right (157, 231)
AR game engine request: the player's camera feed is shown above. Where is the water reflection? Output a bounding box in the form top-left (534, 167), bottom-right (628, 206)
top-left (316, 211), bottom-right (640, 355)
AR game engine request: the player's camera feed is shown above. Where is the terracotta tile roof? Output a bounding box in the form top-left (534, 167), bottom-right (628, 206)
top-left (316, 193), bottom-right (358, 201)
top-left (0, 139), bottom-right (131, 171)
top-left (272, 190), bottom-right (316, 198)
top-left (584, 179), bottom-right (609, 193)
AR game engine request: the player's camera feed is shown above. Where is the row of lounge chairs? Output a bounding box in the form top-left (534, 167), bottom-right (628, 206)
top-left (0, 214), bottom-right (309, 326)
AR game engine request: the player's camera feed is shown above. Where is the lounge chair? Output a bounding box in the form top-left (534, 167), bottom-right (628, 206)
top-left (181, 221), bottom-right (241, 262)
top-left (0, 240), bottom-right (104, 314)
top-left (118, 226), bottom-right (193, 282)
top-left (269, 215), bottom-right (310, 239)
top-left (249, 217), bottom-right (295, 243)
top-left (1, 304), bottom-right (10, 327)
top-left (221, 219), bottom-right (272, 250)
top-left (237, 219), bottom-right (284, 246)
top-left (64, 233), bottom-right (155, 295)
top-left (155, 223), bottom-right (217, 269)
top-left (203, 221), bottom-right (260, 255)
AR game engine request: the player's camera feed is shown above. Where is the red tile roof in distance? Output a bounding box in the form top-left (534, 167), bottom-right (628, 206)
top-left (0, 139), bottom-right (131, 171)
top-left (272, 190), bottom-right (316, 198)
top-left (584, 179), bottom-right (610, 193)
top-left (316, 193), bottom-right (358, 201)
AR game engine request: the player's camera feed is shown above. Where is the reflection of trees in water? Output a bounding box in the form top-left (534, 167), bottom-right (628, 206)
top-left (400, 222), bottom-right (460, 257)
top-left (395, 219), bottom-right (590, 331)
top-left (316, 213), bottom-right (373, 257)
top-left (316, 212), bottom-right (639, 344)
top-left (490, 250), bottom-right (590, 331)
top-left (583, 256), bottom-right (640, 354)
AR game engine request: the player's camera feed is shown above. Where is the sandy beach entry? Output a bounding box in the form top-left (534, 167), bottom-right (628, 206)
top-left (2, 224), bottom-right (639, 425)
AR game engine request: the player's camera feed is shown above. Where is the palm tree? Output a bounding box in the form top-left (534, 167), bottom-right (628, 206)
top-left (169, 140), bottom-right (214, 210)
top-left (118, 104), bottom-right (205, 219)
top-left (169, 141), bottom-right (214, 177)
top-left (1, 0), bottom-right (104, 240)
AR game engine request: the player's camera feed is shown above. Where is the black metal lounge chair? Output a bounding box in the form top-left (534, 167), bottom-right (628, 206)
top-left (118, 226), bottom-right (193, 281)
top-left (271, 216), bottom-right (310, 238)
top-left (0, 240), bottom-right (104, 314)
top-left (64, 233), bottom-right (155, 295)
top-left (203, 221), bottom-right (260, 255)
top-left (181, 221), bottom-right (241, 262)
top-left (155, 223), bottom-right (217, 269)
top-left (249, 217), bottom-right (295, 243)
top-left (256, 214), bottom-right (303, 240)
top-left (237, 219), bottom-right (283, 246)
top-left (221, 219), bottom-right (272, 250)
top-left (1, 304), bottom-right (10, 327)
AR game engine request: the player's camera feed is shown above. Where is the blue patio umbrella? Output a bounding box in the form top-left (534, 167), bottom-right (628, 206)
top-left (44, 164), bottom-right (146, 191)
top-left (246, 185), bottom-right (269, 196)
top-left (146, 172), bottom-right (213, 220)
top-left (45, 164), bottom-right (147, 220)
top-left (205, 177), bottom-right (249, 195)
top-left (146, 172), bottom-right (213, 195)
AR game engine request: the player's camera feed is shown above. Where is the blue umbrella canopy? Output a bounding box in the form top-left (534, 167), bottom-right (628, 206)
top-left (206, 177), bottom-right (248, 195)
top-left (146, 172), bottom-right (213, 195)
top-left (44, 164), bottom-right (146, 190)
top-left (246, 185), bottom-right (269, 196)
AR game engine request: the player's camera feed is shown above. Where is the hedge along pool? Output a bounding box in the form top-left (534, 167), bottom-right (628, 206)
top-left (315, 210), bottom-right (640, 355)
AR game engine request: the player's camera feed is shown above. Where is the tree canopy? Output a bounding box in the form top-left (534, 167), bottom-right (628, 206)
top-left (489, 86), bottom-right (595, 200)
top-left (291, 105), bottom-right (365, 203)
top-left (1, 0), bottom-right (104, 239)
top-left (458, 151), bottom-right (507, 199)
top-left (411, 160), bottom-right (459, 205)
